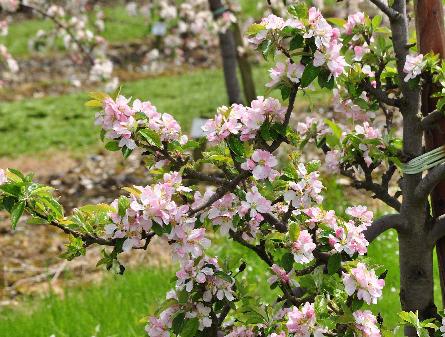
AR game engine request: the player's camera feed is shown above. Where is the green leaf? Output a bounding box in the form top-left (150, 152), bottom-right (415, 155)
top-left (288, 3), bottom-right (308, 19)
top-left (105, 141), bottom-right (120, 152)
top-left (281, 252), bottom-right (294, 272)
top-left (172, 312), bottom-right (186, 334)
top-left (372, 15), bottom-right (383, 28)
top-left (118, 196), bottom-right (130, 217)
top-left (318, 68), bottom-right (334, 89)
top-left (10, 201), bottom-right (25, 230)
top-left (301, 63), bottom-right (321, 87)
top-left (289, 222), bottom-right (300, 241)
top-left (85, 100), bottom-right (102, 107)
top-left (181, 318), bottom-right (199, 337)
top-left (290, 34), bottom-right (304, 50)
top-left (324, 119), bottom-right (342, 139)
top-left (0, 183), bottom-right (22, 197)
top-left (327, 254), bottom-right (342, 275)
top-left (122, 146), bottom-right (133, 159)
top-left (247, 23), bottom-right (266, 36)
top-left (327, 17), bottom-right (347, 27)
top-left (139, 129), bottom-right (161, 147)
top-left (227, 135), bottom-right (245, 159)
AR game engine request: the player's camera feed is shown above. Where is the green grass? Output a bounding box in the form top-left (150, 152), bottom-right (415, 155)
top-left (0, 68), bottom-right (239, 157)
top-left (0, 268), bottom-right (174, 337)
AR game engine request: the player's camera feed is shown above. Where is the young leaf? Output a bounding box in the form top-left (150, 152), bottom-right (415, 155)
top-left (301, 64), bottom-right (321, 87)
top-left (10, 201), bottom-right (25, 230)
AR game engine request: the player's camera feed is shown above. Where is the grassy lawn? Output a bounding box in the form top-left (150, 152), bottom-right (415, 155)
top-left (0, 268), bottom-right (173, 337)
top-left (0, 68), bottom-right (236, 157)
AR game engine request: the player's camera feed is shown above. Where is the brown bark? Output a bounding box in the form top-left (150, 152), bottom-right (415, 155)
top-left (208, 0), bottom-right (243, 105)
top-left (415, 0), bottom-right (445, 305)
top-left (233, 21), bottom-right (257, 104)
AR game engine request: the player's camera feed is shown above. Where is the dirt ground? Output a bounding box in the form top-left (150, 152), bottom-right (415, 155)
top-left (0, 150), bottom-right (171, 307)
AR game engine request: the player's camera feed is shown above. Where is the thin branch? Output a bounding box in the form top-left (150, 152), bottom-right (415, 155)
top-left (182, 168), bottom-right (227, 185)
top-left (21, 4), bottom-right (95, 65)
top-left (362, 81), bottom-right (401, 107)
top-left (340, 167), bottom-right (402, 212)
top-left (263, 212), bottom-right (288, 233)
top-left (368, 0), bottom-right (402, 21)
top-left (422, 110), bottom-right (444, 130)
top-left (429, 215), bottom-right (445, 244)
top-left (188, 171), bottom-right (250, 216)
top-left (415, 162), bottom-right (445, 200)
top-left (364, 213), bottom-right (404, 242)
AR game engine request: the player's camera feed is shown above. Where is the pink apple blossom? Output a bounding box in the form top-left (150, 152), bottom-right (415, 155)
top-left (292, 230), bottom-right (316, 264)
top-left (0, 169), bottom-right (6, 185)
top-left (240, 186), bottom-right (272, 218)
top-left (353, 310), bottom-right (381, 337)
top-left (355, 122), bottom-right (382, 139)
top-left (325, 150), bottom-right (341, 173)
top-left (342, 263), bottom-right (385, 304)
top-left (329, 220), bottom-right (369, 256)
top-left (314, 42), bottom-right (348, 78)
top-left (403, 54), bottom-right (425, 82)
top-left (269, 264), bottom-right (291, 284)
top-left (241, 150), bottom-right (279, 181)
top-left (344, 12), bottom-right (365, 35)
top-left (284, 164), bottom-right (324, 209)
top-left (286, 302), bottom-right (327, 337)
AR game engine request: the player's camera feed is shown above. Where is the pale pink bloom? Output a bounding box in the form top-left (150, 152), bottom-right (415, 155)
top-left (329, 220), bottom-right (369, 256)
top-left (267, 62), bottom-right (286, 88)
top-left (308, 7), bottom-right (323, 24)
top-left (0, 169), bottom-right (6, 185)
top-left (241, 150), bottom-right (279, 181)
top-left (240, 186), bottom-right (272, 218)
top-left (287, 62), bottom-right (305, 84)
top-left (354, 45), bottom-right (370, 61)
top-left (270, 333), bottom-right (286, 337)
top-left (304, 207), bottom-right (337, 229)
top-left (333, 89), bottom-right (368, 121)
top-left (268, 264), bottom-right (291, 284)
top-left (314, 42), bottom-right (348, 78)
top-left (202, 107), bottom-right (242, 144)
top-left (346, 206), bottom-right (373, 226)
top-left (355, 122), bottom-right (382, 139)
top-left (286, 302), bottom-right (327, 337)
top-left (261, 14), bottom-right (286, 30)
top-left (362, 64), bottom-right (375, 77)
top-left (403, 54), bottom-right (425, 82)
top-left (226, 327), bottom-right (256, 337)
top-left (207, 193), bottom-right (239, 235)
top-left (284, 164), bottom-right (324, 208)
top-left (344, 12), bottom-right (365, 35)
top-left (342, 263), bottom-right (385, 304)
top-left (285, 18), bottom-right (304, 30)
top-left (0, 0), bottom-right (19, 12)
top-left (325, 150), bottom-right (341, 173)
top-left (292, 230), bottom-right (316, 264)
top-left (353, 310), bottom-right (381, 337)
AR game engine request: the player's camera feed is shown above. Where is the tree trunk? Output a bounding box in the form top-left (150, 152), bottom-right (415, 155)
top-left (208, 0), bottom-right (243, 105)
top-left (415, 0), bottom-right (445, 305)
top-left (233, 21), bottom-right (257, 104)
top-left (390, 1), bottom-right (436, 334)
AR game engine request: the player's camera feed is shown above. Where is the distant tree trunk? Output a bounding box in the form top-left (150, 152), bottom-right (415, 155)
top-left (208, 0), bottom-right (243, 105)
top-left (233, 21), bottom-right (257, 104)
top-left (415, 0), bottom-right (445, 306)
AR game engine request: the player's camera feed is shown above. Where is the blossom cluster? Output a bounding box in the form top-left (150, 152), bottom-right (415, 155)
top-left (95, 95), bottom-right (187, 151)
top-left (343, 262), bottom-right (385, 305)
top-left (202, 96), bottom-right (286, 143)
